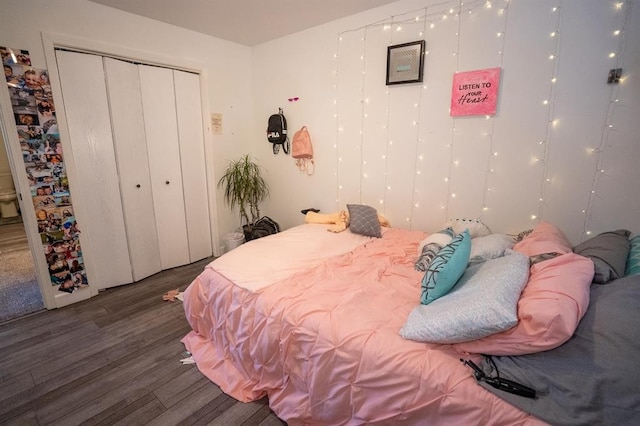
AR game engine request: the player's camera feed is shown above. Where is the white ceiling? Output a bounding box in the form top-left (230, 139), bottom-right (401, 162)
top-left (88, 0), bottom-right (399, 46)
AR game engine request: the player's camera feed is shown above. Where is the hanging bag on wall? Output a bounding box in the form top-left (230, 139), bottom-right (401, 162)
top-left (292, 126), bottom-right (314, 175)
top-left (266, 108), bottom-right (289, 155)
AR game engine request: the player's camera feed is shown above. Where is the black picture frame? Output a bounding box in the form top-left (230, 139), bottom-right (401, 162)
top-left (385, 40), bottom-right (426, 86)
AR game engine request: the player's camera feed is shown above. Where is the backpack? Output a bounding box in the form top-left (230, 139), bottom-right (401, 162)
top-left (292, 126), bottom-right (314, 175)
top-left (243, 216), bottom-right (280, 241)
top-left (266, 108), bottom-right (289, 155)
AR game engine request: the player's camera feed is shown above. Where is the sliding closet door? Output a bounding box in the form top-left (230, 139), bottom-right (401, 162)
top-left (138, 65), bottom-right (190, 269)
top-left (55, 50), bottom-right (132, 289)
top-left (173, 70), bottom-right (212, 262)
top-left (103, 58), bottom-right (162, 281)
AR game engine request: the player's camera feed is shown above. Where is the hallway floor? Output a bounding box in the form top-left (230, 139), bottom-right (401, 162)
top-left (0, 221), bottom-right (45, 323)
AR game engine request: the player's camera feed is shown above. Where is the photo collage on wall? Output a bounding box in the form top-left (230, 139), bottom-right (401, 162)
top-left (2, 46), bottom-right (88, 294)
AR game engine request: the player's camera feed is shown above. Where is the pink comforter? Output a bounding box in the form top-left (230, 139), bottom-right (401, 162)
top-left (182, 228), bottom-right (544, 425)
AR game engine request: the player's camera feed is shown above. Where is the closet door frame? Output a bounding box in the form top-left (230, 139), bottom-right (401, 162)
top-left (39, 33), bottom-right (220, 306)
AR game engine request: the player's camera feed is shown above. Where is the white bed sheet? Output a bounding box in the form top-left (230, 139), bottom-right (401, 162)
top-left (211, 224), bottom-right (377, 292)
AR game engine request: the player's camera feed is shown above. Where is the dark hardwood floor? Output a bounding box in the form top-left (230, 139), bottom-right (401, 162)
top-left (0, 257), bottom-right (286, 425)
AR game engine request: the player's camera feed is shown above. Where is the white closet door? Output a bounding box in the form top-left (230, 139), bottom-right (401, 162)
top-left (103, 58), bottom-right (162, 281)
top-left (173, 70), bottom-right (212, 262)
top-left (138, 65), bottom-right (190, 269)
top-left (55, 50), bottom-right (132, 289)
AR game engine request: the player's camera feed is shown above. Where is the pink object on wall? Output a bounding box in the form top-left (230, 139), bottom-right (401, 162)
top-left (450, 67), bottom-right (501, 116)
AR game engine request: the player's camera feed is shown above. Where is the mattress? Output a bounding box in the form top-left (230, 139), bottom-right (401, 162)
top-left (211, 223), bottom-right (375, 292)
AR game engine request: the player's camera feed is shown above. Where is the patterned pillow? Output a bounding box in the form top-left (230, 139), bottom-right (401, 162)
top-left (626, 235), bottom-right (640, 276)
top-left (444, 218), bottom-right (491, 238)
top-left (415, 227), bottom-right (456, 272)
top-left (402, 250), bottom-right (530, 344)
top-left (347, 204), bottom-right (381, 238)
top-left (421, 230), bottom-right (471, 305)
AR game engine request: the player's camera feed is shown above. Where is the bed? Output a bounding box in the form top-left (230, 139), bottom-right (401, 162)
top-left (181, 211), bottom-right (640, 425)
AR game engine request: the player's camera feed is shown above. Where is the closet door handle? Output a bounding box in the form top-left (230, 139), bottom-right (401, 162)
top-left (136, 184), bottom-right (141, 188)
top-left (165, 180), bottom-right (170, 185)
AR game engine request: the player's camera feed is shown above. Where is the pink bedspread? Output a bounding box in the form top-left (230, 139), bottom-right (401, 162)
top-left (182, 228), bottom-right (545, 425)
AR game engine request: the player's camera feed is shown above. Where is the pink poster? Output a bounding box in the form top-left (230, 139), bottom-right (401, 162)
top-left (450, 67), bottom-right (501, 117)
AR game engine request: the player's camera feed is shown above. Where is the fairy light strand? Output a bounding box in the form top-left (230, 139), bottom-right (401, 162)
top-left (408, 7), bottom-right (430, 228)
top-left (536, 1), bottom-right (564, 222)
top-left (334, 34), bottom-right (341, 211)
top-left (443, 0), bottom-right (464, 220)
top-left (336, 0), bottom-right (489, 37)
top-left (358, 30), bottom-right (368, 203)
top-left (381, 17), bottom-right (394, 215)
top-left (479, 1), bottom-right (511, 221)
top-left (580, 0), bottom-right (633, 239)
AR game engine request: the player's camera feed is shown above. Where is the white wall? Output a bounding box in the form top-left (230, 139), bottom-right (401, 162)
top-left (252, 0), bottom-right (640, 244)
top-left (1, 0), bottom-right (638, 250)
top-left (0, 0), bottom-right (254, 253)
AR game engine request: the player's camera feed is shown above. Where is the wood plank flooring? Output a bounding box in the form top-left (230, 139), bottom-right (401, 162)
top-left (0, 258), bottom-right (287, 425)
top-left (0, 222), bottom-right (31, 254)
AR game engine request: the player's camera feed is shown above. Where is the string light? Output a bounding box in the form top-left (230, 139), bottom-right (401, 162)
top-left (442, 0), bottom-right (469, 220)
top-left (480, 0), bottom-right (510, 222)
top-left (580, 0), bottom-right (631, 241)
top-left (535, 1), bottom-right (563, 222)
top-left (407, 6), bottom-right (430, 227)
top-left (335, 0), bottom-right (516, 226)
top-left (332, 0), bottom-right (567, 229)
top-left (337, 1), bottom-right (510, 227)
top-left (334, 33), bottom-right (341, 211)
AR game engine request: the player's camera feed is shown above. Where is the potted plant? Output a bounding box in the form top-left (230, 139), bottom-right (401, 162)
top-left (217, 154), bottom-right (270, 240)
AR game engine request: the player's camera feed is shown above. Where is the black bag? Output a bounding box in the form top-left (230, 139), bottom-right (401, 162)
top-left (266, 108), bottom-right (289, 155)
top-left (243, 216), bottom-right (280, 241)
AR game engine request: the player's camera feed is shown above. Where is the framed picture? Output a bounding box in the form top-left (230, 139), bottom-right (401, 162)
top-left (386, 40), bottom-right (426, 86)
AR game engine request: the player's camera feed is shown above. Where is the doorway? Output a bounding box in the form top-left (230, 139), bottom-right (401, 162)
top-left (0, 131), bottom-right (44, 323)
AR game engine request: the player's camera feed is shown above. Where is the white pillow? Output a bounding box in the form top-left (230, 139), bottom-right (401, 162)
top-left (444, 218), bottom-right (491, 238)
top-left (400, 249), bottom-right (529, 344)
top-left (470, 233), bottom-right (516, 262)
top-left (417, 227), bottom-right (455, 254)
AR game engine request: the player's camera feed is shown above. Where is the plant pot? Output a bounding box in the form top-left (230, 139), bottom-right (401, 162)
top-left (243, 224), bottom-right (255, 242)
top-left (223, 232), bottom-right (245, 252)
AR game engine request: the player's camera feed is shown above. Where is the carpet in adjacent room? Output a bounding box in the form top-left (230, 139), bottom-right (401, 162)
top-left (0, 249), bottom-right (45, 323)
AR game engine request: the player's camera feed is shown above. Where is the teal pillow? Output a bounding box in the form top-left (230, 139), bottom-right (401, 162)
top-left (626, 235), bottom-right (640, 276)
top-left (421, 230), bottom-right (471, 305)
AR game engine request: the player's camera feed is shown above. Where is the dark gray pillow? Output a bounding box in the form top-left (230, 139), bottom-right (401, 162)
top-left (573, 229), bottom-right (631, 284)
top-left (347, 204), bottom-right (381, 238)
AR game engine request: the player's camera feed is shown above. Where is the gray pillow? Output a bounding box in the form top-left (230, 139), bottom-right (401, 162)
top-left (400, 250), bottom-right (530, 344)
top-left (347, 204), bottom-right (381, 238)
top-left (573, 229), bottom-right (631, 284)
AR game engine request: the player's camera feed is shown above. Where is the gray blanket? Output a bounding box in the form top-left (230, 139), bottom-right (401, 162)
top-left (480, 274), bottom-right (640, 426)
